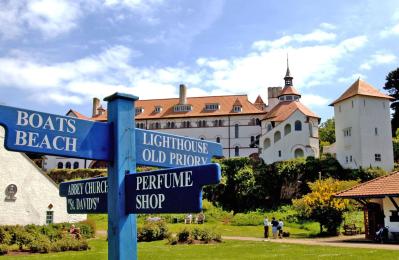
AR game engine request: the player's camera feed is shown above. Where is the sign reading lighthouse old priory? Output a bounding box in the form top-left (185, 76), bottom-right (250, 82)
top-left (0, 93), bottom-right (223, 260)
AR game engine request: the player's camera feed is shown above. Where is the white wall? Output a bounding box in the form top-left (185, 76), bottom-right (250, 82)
top-left (0, 127), bottom-right (86, 225)
top-left (382, 197), bottom-right (399, 237)
top-left (259, 110), bottom-right (319, 164)
top-left (334, 96), bottom-right (394, 171)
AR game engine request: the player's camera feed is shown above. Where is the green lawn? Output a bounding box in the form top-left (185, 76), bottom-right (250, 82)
top-left (3, 238), bottom-right (399, 260)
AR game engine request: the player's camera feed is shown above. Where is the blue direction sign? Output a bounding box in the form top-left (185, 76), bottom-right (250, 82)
top-left (0, 105), bottom-right (111, 160)
top-left (135, 129), bottom-right (223, 168)
top-left (125, 163), bottom-right (221, 214)
top-left (59, 177), bottom-right (108, 214)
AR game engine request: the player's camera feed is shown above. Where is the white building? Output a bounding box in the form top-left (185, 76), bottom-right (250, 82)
top-left (330, 79), bottom-right (394, 172)
top-left (0, 127), bottom-right (86, 225)
top-left (259, 64), bottom-right (320, 164)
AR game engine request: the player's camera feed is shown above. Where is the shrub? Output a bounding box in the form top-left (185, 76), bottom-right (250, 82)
top-left (0, 227), bottom-right (12, 245)
top-left (0, 244), bottom-right (8, 255)
top-left (14, 230), bottom-right (34, 250)
top-left (28, 234), bottom-right (51, 253)
top-left (52, 237), bottom-right (89, 252)
top-left (177, 228), bottom-right (190, 242)
top-left (137, 220), bottom-right (168, 242)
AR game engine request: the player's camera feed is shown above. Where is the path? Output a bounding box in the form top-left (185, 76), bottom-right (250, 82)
top-left (223, 235), bottom-right (399, 251)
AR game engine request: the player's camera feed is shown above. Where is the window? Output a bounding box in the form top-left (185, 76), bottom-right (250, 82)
top-left (205, 103), bottom-right (220, 111)
top-left (174, 104), bottom-right (192, 112)
top-left (155, 106), bottom-right (162, 113)
top-left (213, 120), bottom-right (224, 127)
top-left (339, 105), bottom-right (342, 112)
top-left (234, 146), bottom-right (239, 156)
top-left (216, 137), bottom-right (221, 143)
top-left (153, 122), bottom-right (161, 129)
top-left (383, 102), bottom-right (386, 109)
top-left (278, 150), bottom-right (281, 157)
top-left (57, 162), bottom-right (63, 169)
top-left (135, 107), bottom-right (144, 115)
top-left (274, 131), bottom-right (281, 143)
top-left (264, 138), bottom-right (271, 149)
top-left (351, 100), bottom-right (354, 108)
top-left (375, 154), bottom-right (381, 162)
top-left (65, 162), bottom-right (71, 169)
top-left (286, 96), bottom-right (293, 101)
top-left (200, 137), bottom-right (205, 140)
top-left (136, 122), bottom-right (145, 129)
top-left (279, 96), bottom-right (285, 101)
top-left (343, 127), bottom-right (352, 137)
top-left (234, 124), bottom-right (239, 138)
top-left (250, 136), bottom-right (255, 145)
top-left (364, 99), bottom-right (366, 107)
top-left (375, 127), bottom-right (378, 136)
top-left (73, 162), bottom-right (79, 169)
top-left (345, 156), bottom-right (349, 163)
top-left (284, 124), bottom-right (291, 136)
top-left (267, 124), bottom-right (272, 132)
top-left (197, 120), bottom-right (207, 127)
top-left (294, 120), bottom-right (302, 131)
top-left (181, 121), bottom-right (191, 128)
top-left (350, 155), bottom-right (353, 162)
top-left (294, 148), bottom-right (304, 158)
top-left (256, 119), bottom-right (261, 126)
top-left (46, 211), bottom-right (54, 224)
top-left (233, 106), bottom-right (242, 112)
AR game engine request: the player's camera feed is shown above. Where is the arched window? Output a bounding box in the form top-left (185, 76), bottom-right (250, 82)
top-left (73, 162), bottom-right (79, 169)
top-left (284, 124), bottom-right (291, 136)
top-left (57, 162), bottom-right (63, 169)
top-left (234, 146), bottom-right (239, 156)
top-left (274, 131), bottom-right (281, 143)
top-left (65, 162), bottom-right (71, 169)
top-left (235, 124), bottom-right (239, 138)
top-left (200, 136), bottom-right (205, 140)
top-left (263, 138), bottom-right (271, 149)
top-left (216, 137), bottom-right (221, 143)
top-left (294, 148), bottom-right (304, 158)
top-left (267, 124), bottom-right (272, 132)
top-left (171, 122), bottom-right (175, 128)
top-left (256, 119), bottom-right (261, 126)
top-left (295, 120), bottom-right (302, 131)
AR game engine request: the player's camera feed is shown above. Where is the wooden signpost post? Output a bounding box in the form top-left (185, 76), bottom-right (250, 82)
top-left (0, 93), bottom-right (223, 260)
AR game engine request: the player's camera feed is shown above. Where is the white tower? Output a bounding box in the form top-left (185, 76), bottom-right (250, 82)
top-left (330, 79), bottom-right (394, 172)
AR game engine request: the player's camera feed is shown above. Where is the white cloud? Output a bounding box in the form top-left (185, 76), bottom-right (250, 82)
top-left (360, 52), bottom-right (397, 70)
top-left (320, 23), bottom-right (336, 30)
top-left (337, 73), bottom-right (367, 84)
top-left (252, 29), bottom-right (336, 50)
top-left (301, 94), bottom-right (330, 107)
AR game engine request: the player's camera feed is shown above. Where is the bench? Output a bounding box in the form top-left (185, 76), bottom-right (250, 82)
top-left (343, 224), bottom-right (361, 235)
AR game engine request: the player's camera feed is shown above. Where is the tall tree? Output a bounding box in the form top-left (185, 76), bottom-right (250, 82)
top-left (319, 118), bottom-right (335, 147)
top-left (383, 67), bottom-right (399, 135)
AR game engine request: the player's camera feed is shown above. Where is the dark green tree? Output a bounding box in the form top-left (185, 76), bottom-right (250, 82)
top-left (383, 67), bottom-right (399, 135)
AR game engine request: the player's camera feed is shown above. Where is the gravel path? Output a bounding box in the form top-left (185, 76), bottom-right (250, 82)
top-left (222, 235), bottom-right (399, 250)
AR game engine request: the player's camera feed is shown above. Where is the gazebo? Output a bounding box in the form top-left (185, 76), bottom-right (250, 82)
top-left (335, 172), bottom-right (399, 240)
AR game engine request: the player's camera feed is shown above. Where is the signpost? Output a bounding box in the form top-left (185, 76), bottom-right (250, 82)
top-left (0, 93), bottom-right (223, 260)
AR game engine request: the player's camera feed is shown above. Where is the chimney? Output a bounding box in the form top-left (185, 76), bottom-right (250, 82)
top-left (92, 97), bottom-right (100, 117)
top-left (266, 87), bottom-right (282, 111)
top-left (179, 84), bottom-right (187, 104)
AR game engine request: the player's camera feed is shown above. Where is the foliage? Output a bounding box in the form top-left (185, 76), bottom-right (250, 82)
top-left (173, 227), bottom-right (222, 244)
top-left (292, 178), bottom-right (358, 235)
top-left (28, 234), bottom-right (51, 253)
top-left (177, 228), bottom-right (190, 242)
top-left (319, 118), bottom-right (335, 146)
top-left (48, 168), bottom-right (107, 183)
top-left (0, 226), bottom-right (12, 245)
top-left (383, 67), bottom-right (399, 135)
top-left (137, 220), bottom-right (168, 242)
top-left (0, 244), bottom-right (8, 255)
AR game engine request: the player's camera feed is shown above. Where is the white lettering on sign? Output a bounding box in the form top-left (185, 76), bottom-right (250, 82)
top-left (68, 197), bottom-right (100, 211)
top-left (135, 170), bottom-right (193, 210)
top-left (14, 110), bottom-right (78, 153)
top-left (85, 180), bottom-right (108, 194)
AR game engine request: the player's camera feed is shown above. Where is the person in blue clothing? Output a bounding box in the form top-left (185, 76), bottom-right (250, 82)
top-left (271, 217), bottom-right (279, 239)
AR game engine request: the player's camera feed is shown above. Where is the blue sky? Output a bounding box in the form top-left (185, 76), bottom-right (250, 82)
top-left (0, 0), bottom-right (398, 122)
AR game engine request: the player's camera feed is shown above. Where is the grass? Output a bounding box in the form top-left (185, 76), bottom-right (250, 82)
top-left (3, 238), bottom-right (399, 260)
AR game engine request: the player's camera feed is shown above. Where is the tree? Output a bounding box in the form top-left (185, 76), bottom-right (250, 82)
top-left (383, 67), bottom-right (399, 135)
top-left (292, 178), bottom-right (358, 235)
top-left (319, 118), bottom-right (335, 145)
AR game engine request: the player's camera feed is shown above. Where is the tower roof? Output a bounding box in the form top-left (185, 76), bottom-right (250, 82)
top-left (254, 95), bottom-right (265, 104)
top-left (329, 78), bottom-right (393, 106)
top-left (278, 85), bottom-right (301, 97)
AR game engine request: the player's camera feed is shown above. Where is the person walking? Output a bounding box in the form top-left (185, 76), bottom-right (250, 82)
top-left (271, 217), bottom-right (279, 239)
top-left (263, 216), bottom-right (270, 239)
top-left (278, 219), bottom-right (284, 238)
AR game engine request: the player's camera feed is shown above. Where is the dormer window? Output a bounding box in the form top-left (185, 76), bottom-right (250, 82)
top-left (174, 104), bottom-right (192, 112)
top-left (135, 107), bottom-right (144, 115)
top-left (155, 106), bottom-right (162, 113)
top-left (233, 105), bottom-right (242, 113)
top-left (205, 103), bottom-right (220, 111)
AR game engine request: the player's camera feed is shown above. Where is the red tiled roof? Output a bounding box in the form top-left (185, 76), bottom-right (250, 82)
top-left (278, 85), bottom-right (301, 97)
top-left (330, 79), bottom-right (393, 106)
top-left (254, 95), bottom-right (265, 105)
top-left (263, 101), bottom-right (319, 122)
top-left (66, 109), bottom-right (91, 120)
top-left (87, 95), bottom-right (265, 122)
top-left (335, 172), bottom-right (399, 198)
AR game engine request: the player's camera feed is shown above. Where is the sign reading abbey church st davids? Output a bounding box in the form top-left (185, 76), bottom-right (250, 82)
top-left (0, 105), bottom-right (111, 160)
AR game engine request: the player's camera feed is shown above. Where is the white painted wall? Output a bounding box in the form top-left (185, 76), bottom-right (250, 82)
top-left (334, 96), bottom-right (394, 171)
top-left (0, 127), bottom-right (86, 225)
top-left (382, 197), bottom-right (399, 237)
top-left (259, 109), bottom-right (319, 164)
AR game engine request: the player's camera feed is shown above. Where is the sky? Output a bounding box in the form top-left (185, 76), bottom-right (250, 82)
top-left (0, 0), bottom-right (398, 122)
